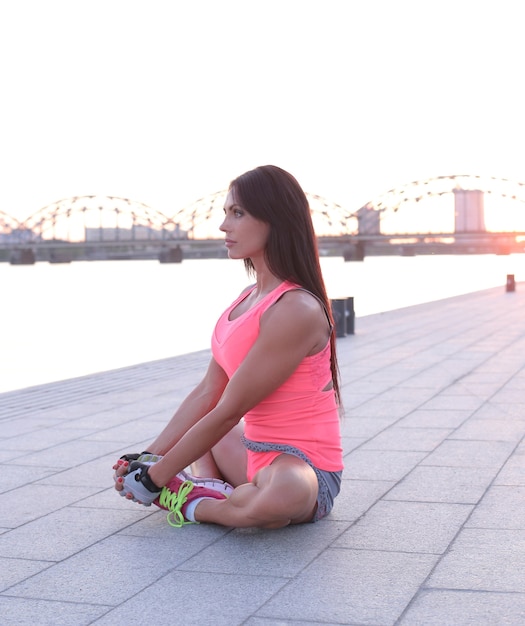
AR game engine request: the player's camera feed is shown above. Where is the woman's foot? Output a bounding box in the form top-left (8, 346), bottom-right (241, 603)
top-left (115, 461), bottom-right (234, 508)
top-left (156, 475), bottom-right (228, 528)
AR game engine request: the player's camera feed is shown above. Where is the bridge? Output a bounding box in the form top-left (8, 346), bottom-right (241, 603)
top-left (1, 174), bottom-right (524, 263)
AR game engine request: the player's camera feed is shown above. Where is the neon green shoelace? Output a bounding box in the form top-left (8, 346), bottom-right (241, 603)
top-left (158, 480), bottom-right (195, 528)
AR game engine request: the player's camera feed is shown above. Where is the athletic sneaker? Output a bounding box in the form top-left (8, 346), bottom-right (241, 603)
top-left (156, 474), bottom-right (228, 528)
top-left (177, 469), bottom-right (234, 496)
top-left (119, 462), bottom-right (232, 527)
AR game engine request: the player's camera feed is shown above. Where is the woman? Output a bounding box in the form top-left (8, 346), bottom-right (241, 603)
top-left (114, 165), bottom-right (343, 528)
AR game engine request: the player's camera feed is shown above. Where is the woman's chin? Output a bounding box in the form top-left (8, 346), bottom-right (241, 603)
top-left (227, 250), bottom-right (245, 260)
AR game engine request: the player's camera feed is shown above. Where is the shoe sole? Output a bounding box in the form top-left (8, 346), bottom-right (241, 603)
top-left (178, 470), bottom-right (234, 495)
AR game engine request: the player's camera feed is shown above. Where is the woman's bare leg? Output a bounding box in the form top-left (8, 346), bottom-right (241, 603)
top-left (191, 423), bottom-right (247, 487)
top-left (193, 454), bottom-right (318, 528)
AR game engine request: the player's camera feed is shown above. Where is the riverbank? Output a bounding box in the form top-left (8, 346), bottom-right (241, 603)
top-left (1, 284), bottom-right (525, 624)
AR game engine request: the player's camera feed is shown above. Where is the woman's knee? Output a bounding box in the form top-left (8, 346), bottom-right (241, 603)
top-left (252, 456), bottom-right (318, 523)
top-left (196, 458), bottom-right (317, 528)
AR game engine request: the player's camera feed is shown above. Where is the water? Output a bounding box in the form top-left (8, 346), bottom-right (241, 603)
top-left (1, 254), bottom-right (523, 393)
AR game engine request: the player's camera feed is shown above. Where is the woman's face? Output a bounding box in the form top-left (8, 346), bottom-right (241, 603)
top-left (220, 189), bottom-right (270, 261)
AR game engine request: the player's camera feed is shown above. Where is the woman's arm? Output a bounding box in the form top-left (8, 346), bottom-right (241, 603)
top-left (147, 356), bottom-right (229, 455)
top-left (149, 290), bottom-right (329, 485)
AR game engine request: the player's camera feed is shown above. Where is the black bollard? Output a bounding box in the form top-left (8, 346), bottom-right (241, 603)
top-left (346, 297), bottom-right (355, 335)
top-left (331, 299), bottom-right (347, 338)
top-left (331, 298), bottom-right (356, 337)
top-left (506, 274), bottom-right (516, 292)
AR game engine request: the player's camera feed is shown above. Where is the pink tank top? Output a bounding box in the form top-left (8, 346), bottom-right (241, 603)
top-left (211, 281), bottom-right (343, 472)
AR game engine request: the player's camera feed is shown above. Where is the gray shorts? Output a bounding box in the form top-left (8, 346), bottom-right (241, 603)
top-left (241, 435), bottom-right (342, 522)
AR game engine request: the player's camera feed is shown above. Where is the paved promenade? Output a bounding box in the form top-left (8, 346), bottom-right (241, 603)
top-left (1, 284), bottom-right (525, 625)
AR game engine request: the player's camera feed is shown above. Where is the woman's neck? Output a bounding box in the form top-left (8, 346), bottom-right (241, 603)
top-left (251, 263), bottom-right (282, 298)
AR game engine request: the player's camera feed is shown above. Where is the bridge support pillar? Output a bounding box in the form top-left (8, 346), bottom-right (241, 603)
top-left (343, 243), bottom-right (365, 262)
top-left (159, 246), bottom-right (183, 263)
top-left (9, 249), bottom-right (36, 265)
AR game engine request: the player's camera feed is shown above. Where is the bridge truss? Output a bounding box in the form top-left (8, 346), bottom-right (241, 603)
top-left (1, 174), bottom-right (524, 246)
top-left (359, 174), bottom-right (525, 234)
top-left (1, 192), bottom-right (358, 243)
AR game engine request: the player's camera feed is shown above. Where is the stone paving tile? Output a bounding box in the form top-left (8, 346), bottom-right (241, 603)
top-left (93, 570), bottom-right (288, 626)
top-left (338, 391), bottom-right (376, 409)
top-left (475, 401), bottom-right (525, 421)
top-left (492, 388), bottom-right (525, 404)
top-left (10, 403), bottom-right (113, 422)
top-left (360, 426), bottom-right (452, 452)
top-left (2, 427), bottom-right (97, 452)
top-left (465, 485), bottom-right (525, 529)
top-left (342, 449), bottom-right (427, 481)
top-left (243, 617), bottom-right (341, 626)
top-left (0, 450), bottom-right (33, 463)
top-left (421, 439), bottom-right (515, 469)
top-left (77, 417), bottom-right (164, 444)
top-left (34, 455), bottom-right (131, 489)
top-left (420, 394), bottom-right (487, 411)
top-left (396, 371), bottom-right (456, 390)
top-left (70, 486), bottom-right (151, 511)
top-left (54, 407), bottom-right (168, 432)
top-left (0, 597), bottom-right (110, 626)
top-left (115, 508), bottom-right (232, 539)
top-left (488, 403), bottom-right (525, 421)
top-left (0, 417), bottom-right (64, 438)
top-left (397, 408), bottom-right (472, 429)
top-left (6, 439), bottom-right (122, 469)
top-left (446, 380), bottom-right (507, 398)
top-left (399, 589), bottom-right (525, 625)
top-left (0, 464), bottom-right (59, 494)
top-left (0, 484), bottom-right (102, 528)
top-left (427, 528), bottom-right (525, 593)
top-left (5, 533), bottom-right (224, 605)
top-left (495, 453), bottom-right (525, 486)
top-left (340, 415), bottom-right (399, 438)
top-left (452, 418), bottom-right (525, 442)
top-left (0, 557), bottom-right (52, 592)
top-left (372, 386), bottom-right (440, 404)
top-left (385, 465), bottom-right (497, 504)
top-left (343, 398), bottom-right (422, 419)
top-left (178, 521), bottom-right (348, 578)
top-left (331, 478), bottom-right (396, 522)
top-left (340, 435), bottom-right (367, 455)
top-left (0, 507), bottom-right (152, 561)
top-left (254, 548), bottom-right (438, 625)
top-left (334, 500), bottom-right (474, 554)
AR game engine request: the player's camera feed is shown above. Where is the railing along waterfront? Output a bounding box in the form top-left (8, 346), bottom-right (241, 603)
top-left (2, 231), bottom-right (525, 264)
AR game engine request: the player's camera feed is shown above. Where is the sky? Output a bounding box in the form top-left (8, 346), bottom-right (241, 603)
top-left (1, 0), bottom-right (525, 225)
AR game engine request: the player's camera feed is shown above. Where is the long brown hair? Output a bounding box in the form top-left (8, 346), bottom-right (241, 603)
top-left (229, 165), bottom-right (341, 404)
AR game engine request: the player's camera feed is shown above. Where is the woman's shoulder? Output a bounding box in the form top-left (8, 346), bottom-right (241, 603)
top-left (279, 283), bottom-right (325, 309)
top-left (259, 287), bottom-right (330, 353)
top-left (270, 286), bottom-right (327, 324)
